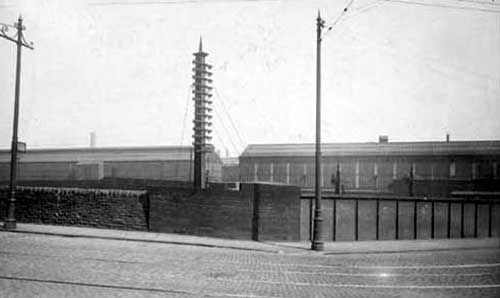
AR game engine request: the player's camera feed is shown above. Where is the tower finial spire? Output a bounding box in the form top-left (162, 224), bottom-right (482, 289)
top-left (199, 36), bottom-right (203, 52)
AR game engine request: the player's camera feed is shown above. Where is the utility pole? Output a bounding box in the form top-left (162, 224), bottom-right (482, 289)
top-left (192, 38), bottom-right (213, 189)
top-left (312, 11), bottom-right (325, 251)
top-left (0, 16), bottom-right (34, 230)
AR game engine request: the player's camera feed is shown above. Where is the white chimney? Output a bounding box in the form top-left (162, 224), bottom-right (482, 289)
top-left (90, 131), bottom-right (96, 148)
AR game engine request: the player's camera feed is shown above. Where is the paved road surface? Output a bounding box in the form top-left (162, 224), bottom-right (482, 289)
top-left (1, 232), bottom-right (499, 297)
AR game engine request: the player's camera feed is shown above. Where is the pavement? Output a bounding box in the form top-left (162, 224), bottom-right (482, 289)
top-left (1, 222), bottom-right (499, 255)
top-left (1, 223), bottom-right (500, 297)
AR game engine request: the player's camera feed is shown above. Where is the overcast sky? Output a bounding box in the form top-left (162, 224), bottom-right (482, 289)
top-left (0, 0), bottom-right (499, 156)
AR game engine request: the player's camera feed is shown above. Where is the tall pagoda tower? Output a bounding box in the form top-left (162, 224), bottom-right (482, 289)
top-left (192, 38), bottom-right (213, 189)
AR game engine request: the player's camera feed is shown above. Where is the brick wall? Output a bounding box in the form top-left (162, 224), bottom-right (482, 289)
top-left (149, 184), bottom-right (254, 239)
top-left (254, 184), bottom-right (301, 241)
top-left (0, 186), bottom-right (148, 231)
top-left (149, 183), bottom-right (301, 241)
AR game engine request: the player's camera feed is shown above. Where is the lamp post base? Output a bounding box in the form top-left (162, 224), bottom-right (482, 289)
top-left (311, 240), bottom-right (324, 251)
top-left (311, 214), bottom-right (324, 251)
top-left (3, 218), bottom-right (16, 230)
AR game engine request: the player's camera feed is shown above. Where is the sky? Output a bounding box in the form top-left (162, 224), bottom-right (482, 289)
top-left (0, 0), bottom-right (499, 157)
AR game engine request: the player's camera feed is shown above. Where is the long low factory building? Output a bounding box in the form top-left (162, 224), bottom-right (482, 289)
top-left (0, 146), bottom-right (222, 182)
top-left (238, 138), bottom-right (500, 195)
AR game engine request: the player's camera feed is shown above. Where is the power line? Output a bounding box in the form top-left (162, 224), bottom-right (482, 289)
top-left (213, 107), bottom-right (240, 155)
top-left (383, 0), bottom-right (500, 13)
top-left (450, 0), bottom-right (499, 7)
top-left (179, 85), bottom-right (192, 146)
top-left (322, 0), bottom-right (356, 39)
top-left (342, 0), bottom-right (385, 21)
top-left (336, 25), bottom-right (498, 92)
top-left (213, 87), bottom-right (246, 148)
top-left (88, 0), bottom-right (279, 6)
top-left (212, 100), bottom-right (244, 150)
top-left (212, 129), bottom-right (234, 157)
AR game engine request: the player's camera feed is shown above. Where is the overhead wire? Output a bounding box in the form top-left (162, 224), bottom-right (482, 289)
top-left (179, 84), bottom-right (192, 146)
top-left (213, 107), bottom-right (240, 156)
top-left (321, 0), bottom-right (498, 87)
top-left (213, 87), bottom-right (247, 149)
top-left (322, 0), bottom-right (356, 40)
top-left (451, 0), bottom-right (499, 6)
top-left (212, 103), bottom-right (241, 155)
top-left (382, 0), bottom-right (500, 13)
top-left (87, 0), bottom-right (280, 6)
top-left (324, 0), bottom-right (499, 43)
top-left (175, 84), bottom-right (193, 179)
top-left (335, 24), bottom-right (498, 92)
top-left (341, 0), bottom-right (385, 22)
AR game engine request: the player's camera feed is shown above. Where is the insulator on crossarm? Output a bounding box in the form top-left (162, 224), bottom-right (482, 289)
top-left (194, 105), bottom-right (212, 112)
top-left (192, 68), bottom-right (213, 76)
top-left (192, 61), bottom-right (212, 69)
top-left (193, 120), bottom-right (213, 126)
top-left (192, 90), bottom-right (213, 97)
top-left (196, 113), bottom-right (213, 119)
top-left (192, 76), bottom-right (213, 83)
top-left (193, 83), bottom-right (213, 90)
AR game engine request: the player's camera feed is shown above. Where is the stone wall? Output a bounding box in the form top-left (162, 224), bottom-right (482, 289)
top-left (0, 186), bottom-right (148, 231)
top-left (1, 178), bottom-right (192, 191)
top-left (0, 181), bottom-right (301, 241)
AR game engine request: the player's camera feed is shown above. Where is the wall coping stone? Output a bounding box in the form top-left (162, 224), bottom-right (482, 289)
top-left (0, 185), bottom-right (146, 197)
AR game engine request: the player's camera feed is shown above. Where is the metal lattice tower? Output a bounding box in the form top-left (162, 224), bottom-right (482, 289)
top-left (192, 38), bottom-right (213, 189)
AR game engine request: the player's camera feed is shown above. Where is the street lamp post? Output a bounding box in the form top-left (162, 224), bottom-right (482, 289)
top-left (311, 11), bottom-right (325, 251)
top-left (0, 16), bottom-right (34, 229)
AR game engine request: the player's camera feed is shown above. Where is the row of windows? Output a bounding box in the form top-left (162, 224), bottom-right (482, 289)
top-left (242, 161), bottom-right (499, 183)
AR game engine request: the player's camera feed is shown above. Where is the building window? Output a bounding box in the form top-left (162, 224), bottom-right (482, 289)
top-left (303, 163), bottom-right (307, 186)
top-left (450, 162), bottom-right (456, 178)
top-left (493, 162), bottom-right (498, 179)
top-left (472, 162), bottom-right (477, 180)
top-left (286, 163), bottom-right (290, 184)
top-left (269, 163), bottom-right (274, 182)
top-left (393, 162), bottom-right (397, 179)
top-left (355, 161), bottom-right (359, 189)
top-left (254, 163), bottom-right (258, 181)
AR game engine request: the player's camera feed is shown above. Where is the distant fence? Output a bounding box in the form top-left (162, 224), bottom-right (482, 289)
top-left (300, 191), bottom-right (500, 241)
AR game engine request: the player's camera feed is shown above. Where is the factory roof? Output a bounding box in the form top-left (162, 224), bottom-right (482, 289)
top-left (240, 140), bottom-right (500, 158)
top-left (0, 145), bottom-right (221, 163)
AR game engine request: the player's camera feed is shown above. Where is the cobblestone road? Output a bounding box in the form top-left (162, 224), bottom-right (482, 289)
top-left (0, 232), bottom-right (499, 297)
